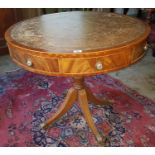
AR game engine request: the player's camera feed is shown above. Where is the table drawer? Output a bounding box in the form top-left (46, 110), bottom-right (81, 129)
top-left (9, 46), bottom-right (59, 73)
top-left (60, 50), bottom-right (131, 74)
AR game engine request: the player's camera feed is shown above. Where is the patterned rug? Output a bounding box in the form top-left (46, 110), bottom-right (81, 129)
top-left (0, 69), bottom-right (154, 147)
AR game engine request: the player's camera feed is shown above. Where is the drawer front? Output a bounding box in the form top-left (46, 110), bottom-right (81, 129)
top-left (9, 46), bottom-right (59, 74)
top-left (131, 41), bottom-right (146, 63)
top-left (60, 49), bottom-right (131, 75)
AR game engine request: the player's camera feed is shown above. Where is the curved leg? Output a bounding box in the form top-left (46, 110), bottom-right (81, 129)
top-left (85, 86), bottom-right (113, 105)
top-left (78, 89), bottom-right (103, 143)
top-left (41, 87), bottom-right (77, 129)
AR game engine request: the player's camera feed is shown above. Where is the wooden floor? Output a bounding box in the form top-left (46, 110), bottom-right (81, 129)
top-left (0, 49), bottom-right (155, 101)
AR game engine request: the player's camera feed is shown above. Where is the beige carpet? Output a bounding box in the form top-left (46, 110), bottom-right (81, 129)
top-left (109, 49), bottom-right (155, 101)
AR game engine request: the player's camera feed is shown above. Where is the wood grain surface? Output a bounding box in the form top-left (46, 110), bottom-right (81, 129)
top-left (5, 11), bottom-right (151, 76)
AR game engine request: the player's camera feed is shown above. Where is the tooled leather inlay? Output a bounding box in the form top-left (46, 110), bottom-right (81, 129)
top-left (10, 12), bottom-right (146, 53)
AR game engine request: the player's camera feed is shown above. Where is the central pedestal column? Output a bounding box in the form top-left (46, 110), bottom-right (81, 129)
top-left (41, 76), bottom-right (112, 144)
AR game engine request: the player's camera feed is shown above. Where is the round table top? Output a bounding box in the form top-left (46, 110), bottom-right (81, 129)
top-left (5, 11), bottom-right (150, 77)
top-left (6, 11), bottom-right (148, 54)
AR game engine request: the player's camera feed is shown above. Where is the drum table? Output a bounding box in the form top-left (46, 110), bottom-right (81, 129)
top-left (5, 11), bottom-right (150, 143)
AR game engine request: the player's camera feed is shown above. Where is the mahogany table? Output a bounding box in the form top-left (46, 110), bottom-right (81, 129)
top-left (5, 11), bottom-right (150, 144)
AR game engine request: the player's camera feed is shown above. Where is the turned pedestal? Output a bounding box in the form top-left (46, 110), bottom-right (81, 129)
top-left (41, 77), bottom-right (112, 143)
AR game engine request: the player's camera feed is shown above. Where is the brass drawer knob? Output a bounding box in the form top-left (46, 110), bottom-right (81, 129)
top-left (96, 62), bottom-right (103, 70)
top-left (144, 44), bottom-right (148, 51)
top-left (26, 59), bottom-right (33, 67)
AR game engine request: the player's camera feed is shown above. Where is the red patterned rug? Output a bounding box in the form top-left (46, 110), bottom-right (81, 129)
top-left (0, 69), bottom-right (154, 147)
